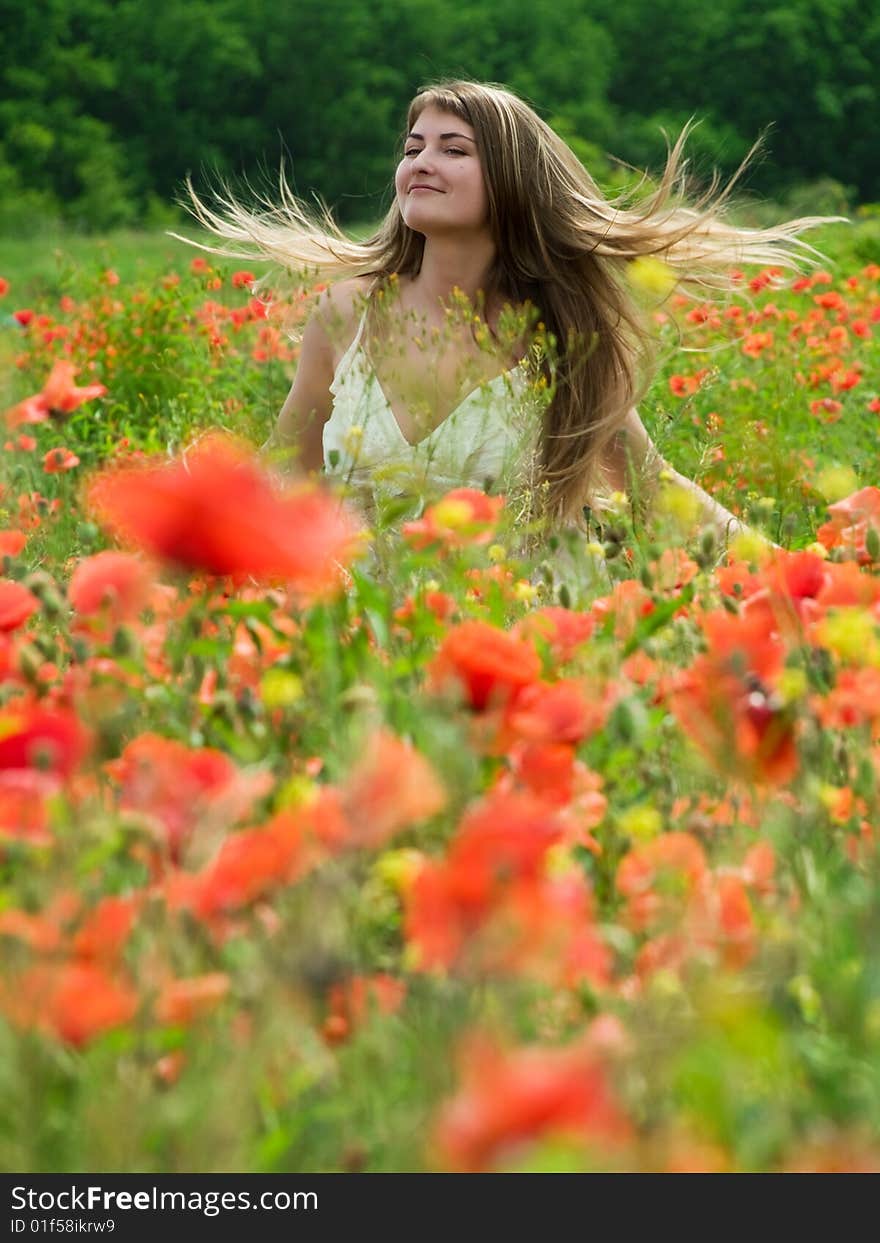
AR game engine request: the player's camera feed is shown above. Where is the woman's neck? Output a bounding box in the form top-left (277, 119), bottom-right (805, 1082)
top-left (407, 236), bottom-right (497, 320)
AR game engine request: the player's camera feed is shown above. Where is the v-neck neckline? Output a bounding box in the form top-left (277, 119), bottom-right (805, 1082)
top-left (362, 351), bottom-right (525, 449)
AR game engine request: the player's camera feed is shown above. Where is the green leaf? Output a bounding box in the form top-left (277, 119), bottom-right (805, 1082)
top-left (221, 599), bottom-right (276, 623)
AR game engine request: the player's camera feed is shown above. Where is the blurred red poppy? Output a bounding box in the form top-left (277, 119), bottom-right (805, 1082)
top-left (816, 486), bottom-right (880, 563)
top-left (42, 447), bottom-right (80, 474)
top-left (341, 730), bottom-right (446, 848)
top-left (106, 732), bottom-right (271, 862)
top-left (41, 360), bottom-right (107, 414)
top-left (0, 579), bottom-right (38, 631)
top-left (0, 701), bottom-right (89, 779)
top-left (430, 620), bottom-right (541, 710)
top-left (0, 770), bottom-right (55, 844)
top-left (6, 360), bottom-right (106, 430)
top-left (88, 433), bottom-right (357, 585)
top-left (668, 609), bottom-right (798, 785)
top-left (433, 1035), bottom-right (632, 1171)
top-left (512, 607), bottom-right (595, 662)
top-left (0, 530), bottom-right (27, 558)
top-left (155, 973), bottom-right (230, 1026)
top-left (72, 894), bottom-right (141, 963)
top-left (68, 551), bottom-right (153, 624)
top-left (1, 961), bottom-right (137, 1047)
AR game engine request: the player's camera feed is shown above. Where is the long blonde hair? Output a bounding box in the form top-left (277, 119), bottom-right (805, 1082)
top-left (183, 78), bottom-right (840, 523)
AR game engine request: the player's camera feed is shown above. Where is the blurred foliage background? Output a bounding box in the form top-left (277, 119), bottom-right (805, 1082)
top-left (1, 0), bottom-right (878, 234)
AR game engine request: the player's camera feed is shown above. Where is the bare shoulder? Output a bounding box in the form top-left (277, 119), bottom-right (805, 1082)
top-left (317, 275), bottom-right (373, 314)
top-left (311, 276), bottom-right (374, 363)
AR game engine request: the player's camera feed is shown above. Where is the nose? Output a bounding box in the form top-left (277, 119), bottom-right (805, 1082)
top-left (410, 146), bottom-right (436, 175)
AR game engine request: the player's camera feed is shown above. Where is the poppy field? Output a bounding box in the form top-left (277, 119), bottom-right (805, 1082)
top-left (1, 227), bottom-right (880, 1173)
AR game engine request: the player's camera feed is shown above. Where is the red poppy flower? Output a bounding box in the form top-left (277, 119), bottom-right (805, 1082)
top-left (68, 551), bottom-right (153, 623)
top-left (0, 530), bottom-right (27, 558)
top-left (766, 549), bottom-right (829, 613)
top-left (41, 360), bottom-right (107, 414)
top-left (187, 809), bottom-right (312, 917)
top-left (42, 447), bottom-right (80, 474)
top-left (394, 589), bottom-right (457, 628)
top-left (155, 973), bottom-right (230, 1026)
top-left (0, 770), bottom-right (55, 844)
top-left (507, 741), bottom-right (577, 804)
top-left (668, 610), bottom-right (797, 786)
top-left (668, 369), bottom-right (709, 396)
top-left (88, 432), bottom-right (357, 585)
top-left (0, 579), bottom-right (38, 631)
top-left (433, 1036), bottom-right (632, 1171)
top-left (0, 961), bottom-right (138, 1047)
top-left (711, 873), bottom-right (756, 969)
top-left (106, 732), bottom-right (271, 862)
top-left (817, 560), bottom-right (880, 609)
top-left (590, 579), bottom-right (655, 642)
top-left (0, 702), bottom-right (88, 778)
top-left (403, 790), bottom-right (604, 980)
top-left (430, 620), bottom-right (541, 710)
top-left (741, 331), bottom-right (774, 357)
top-left (341, 730), bottom-right (446, 848)
top-left (503, 679), bottom-right (608, 747)
top-left (809, 398), bottom-right (843, 422)
top-left (816, 486), bottom-right (880, 563)
top-left (512, 607), bottom-right (595, 662)
top-left (72, 895), bottom-right (141, 963)
top-left (5, 395), bottom-right (49, 429)
top-left (5, 361), bottom-right (106, 430)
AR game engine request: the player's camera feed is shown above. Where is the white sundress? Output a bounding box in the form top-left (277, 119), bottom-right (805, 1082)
top-left (322, 300), bottom-right (539, 509)
top-left (320, 298), bottom-right (611, 602)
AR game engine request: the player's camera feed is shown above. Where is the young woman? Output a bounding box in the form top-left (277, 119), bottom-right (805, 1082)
top-left (186, 79), bottom-right (837, 541)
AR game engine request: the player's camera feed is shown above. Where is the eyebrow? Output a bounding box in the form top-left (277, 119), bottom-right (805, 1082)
top-left (406, 131), bottom-right (475, 143)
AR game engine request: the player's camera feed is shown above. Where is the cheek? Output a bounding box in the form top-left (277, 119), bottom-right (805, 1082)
top-left (467, 167), bottom-right (489, 217)
top-left (465, 164), bottom-right (487, 202)
top-left (394, 161), bottom-right (409, 196)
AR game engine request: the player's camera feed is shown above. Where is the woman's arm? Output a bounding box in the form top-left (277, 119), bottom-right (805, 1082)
top-left (262, 301), bottom-right (337, 476)
top-left (602, 407), bottom-right (750, 545)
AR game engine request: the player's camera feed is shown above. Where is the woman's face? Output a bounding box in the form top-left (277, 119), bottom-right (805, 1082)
top-left (395, 105), bottom-right (489, 237)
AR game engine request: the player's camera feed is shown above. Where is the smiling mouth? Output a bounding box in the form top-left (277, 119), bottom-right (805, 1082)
top-left (409, 186), bottom-right (442, 193)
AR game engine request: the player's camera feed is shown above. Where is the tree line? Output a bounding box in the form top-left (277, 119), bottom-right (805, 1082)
top-left (1, 0), bottom-right (876, 232)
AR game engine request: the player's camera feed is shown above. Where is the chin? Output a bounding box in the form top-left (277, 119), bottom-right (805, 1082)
top-left (404, 210), bottom-right (478, 238)
top-left (403, 216), bottom-right (444, 238)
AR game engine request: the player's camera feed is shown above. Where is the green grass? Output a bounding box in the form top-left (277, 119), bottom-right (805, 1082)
top-left (0, 229), bottom-right (214, 303)
top-left (0, 215), bottom-right (381, 306)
